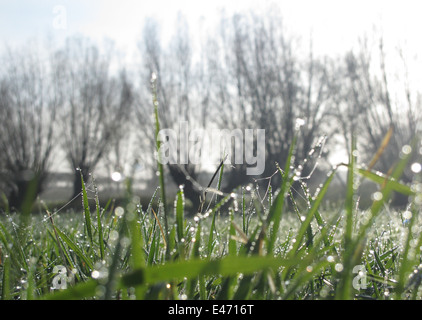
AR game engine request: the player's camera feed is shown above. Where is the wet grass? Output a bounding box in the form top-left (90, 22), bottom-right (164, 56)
top-left (1, 81), bottom-right (421, 300)
top-left (0, 127), bottom-right (421, 300)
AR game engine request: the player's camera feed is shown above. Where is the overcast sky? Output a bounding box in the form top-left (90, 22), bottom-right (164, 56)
top-left (1, 0), bottom-right (421, 60)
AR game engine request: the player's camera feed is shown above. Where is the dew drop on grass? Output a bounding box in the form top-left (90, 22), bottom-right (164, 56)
top-left (115, 206), bottom-right (124, 217)
top-left (403, 211), bottom-right (412, 220)
top-left (111, 171), bottom-right (122, 182)
top-left (295, 118), bottom-right (305, 130)
top-left (334, 263), bottom-right (344, 272)
top-left (411, 162), bottom-right (422, 173)
top-left (402, 145), bottom-right (412, 155)
top-left (371, 192), bottom-right (383, 201)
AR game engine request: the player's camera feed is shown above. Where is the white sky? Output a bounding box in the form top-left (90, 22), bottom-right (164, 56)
top-left (1, 0), bottom-right (421, 59)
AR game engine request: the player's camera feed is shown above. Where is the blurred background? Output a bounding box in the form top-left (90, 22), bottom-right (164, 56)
top-left (0, 0), bottom-right (421, 212)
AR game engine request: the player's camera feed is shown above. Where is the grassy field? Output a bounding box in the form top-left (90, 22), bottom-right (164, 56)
top-left (0, 126), bottom-right (421, 301)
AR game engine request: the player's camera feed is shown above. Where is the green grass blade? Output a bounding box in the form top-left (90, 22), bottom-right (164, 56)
top-left (128, 211), bottom-right (145, 270)
top-left (81, 173), bottom-right (93, 245)
top-left (266, 134), bottom-right (297, 254)
top-left (228, 212), bottom-right (237, 256)
top-left (358, 137), bottom-right (417, 239)
top-left (1, 254), bottom-right (11, 300)
top-left (127, 204), bottom-right (146, 299)
top-left (207, 207), bottom-right (218, 258)
top-left (54, 226), bottom-right (94, 271)
top-left (394, 206), bottom-right (418, 299)
top-left (95, 192), bottom-right (105, 260)
top-left (152, 75), bottom-right (169, 255)
top-left (355, 167), bottom-right (415, 196)
top-left (282, 259), bottom-right (330, 299)
top-left (336, 134), bottom-right (357, 300)
top-left (147, 229), bottom-right (157, 266)
top-left (175, 188), bottom-right (184, 244)
top-left (289, 168), bottom-right (337, 256)
top-left (41, 279), bottom-right (99, 300)
top-left (121, 255), bottom-right (299, 288)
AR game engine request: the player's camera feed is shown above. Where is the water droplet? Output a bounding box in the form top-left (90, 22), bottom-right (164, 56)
top-left (402, 145), bottom-right (412, 155)
top-left (371, 191), bottom-right (383, 201)
top-left (111, 171), bottom-right (122, 182)
top-left (109, 230), bottom-right (119, 241)
top-left (411, 162), bottom-right (422, 173)
top-left (295, 118), bottom-right (305, 130)
top-left (335, 263), bottom-right (344, 272)
top-left (115, 206), bottom-right (124, 217)
top-left (403, 210), bottom-right (412, 220)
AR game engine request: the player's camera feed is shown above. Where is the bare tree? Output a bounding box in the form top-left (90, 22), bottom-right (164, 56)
top-left (0, 44), bottom-right (57, 211)
top-left (212, 12), bottom-right (335, 192)
top-left (56, 37), bottom-right (133, 200)
top-left (334, 35), bottom-right (421, 205)
top-left (136, 16), bottom-right (208, 210)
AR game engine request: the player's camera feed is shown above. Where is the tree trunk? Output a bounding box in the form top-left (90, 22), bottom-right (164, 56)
top-left (8, 170), bottom-right (43, 214)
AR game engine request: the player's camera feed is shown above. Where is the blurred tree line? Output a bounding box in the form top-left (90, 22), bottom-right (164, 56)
top-left (0, 11), bottom-right (420, 211)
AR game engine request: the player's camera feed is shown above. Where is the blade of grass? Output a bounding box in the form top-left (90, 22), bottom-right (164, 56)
top-left (336, 133), bottom-right (357, 300)
top-left (41, 279), bottom-right (99, 300)
top-left (151, 207), bottom-right (167, 250)
top-left (394, 205), bottom-right (418, 299)
top-left (81, 173), bottom-right (93, 245)
top-left (95, 191), bottom-right (105, 261)
top-left (147, 228), bottom-right (157, 266)
top-left (282, 259), bottom-right (330, 299)
top-left (355, 167), bottom-right (415, 196)
top-left (266, 134), bottom-right (297, 254)
top-left (175, 188), bottom-right (184, 244)
top-left (358, 137), bottom-right (417, 239)
top-left (366, 125), bottom-right (394, 171)
top-left (151, 74), bottom-right (169, 257)
top-left (127, 204), bottom-right (146, 299)
top-left (1, 254), bottom-right (11, 300)
top-left (54, 226), bottom-right (94, 271)
top-left (121, 255), bottom-right (300, 288)
top-left (288, 167), bottom-right (337, 257)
